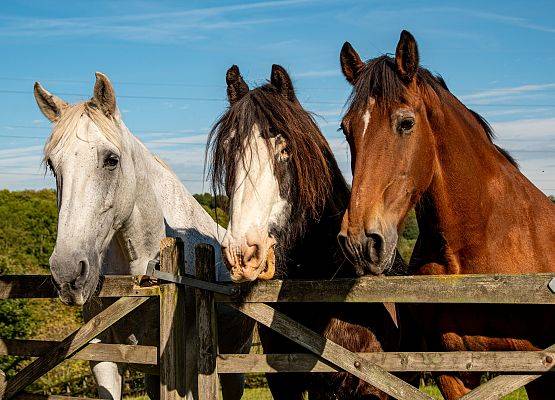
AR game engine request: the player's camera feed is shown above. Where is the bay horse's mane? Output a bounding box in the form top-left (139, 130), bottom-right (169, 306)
top-left (208, 82), bottom-right (349, 244)
top-left (348, 55), bottom-right (517, 167)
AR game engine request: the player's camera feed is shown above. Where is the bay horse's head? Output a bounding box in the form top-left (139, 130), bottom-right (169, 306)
top-left (35, 73), bottom-right (138, 305)
top-left (337, 31), bottom-right (440, 274)
top-left (209, 65), bottom-right (337, 282)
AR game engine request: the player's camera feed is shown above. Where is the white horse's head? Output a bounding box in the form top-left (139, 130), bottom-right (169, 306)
top-left (35, 73), bottom-right (139, 305)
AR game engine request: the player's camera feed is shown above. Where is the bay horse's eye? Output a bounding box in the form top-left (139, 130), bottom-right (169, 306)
top-left (397, 118), bottom-right (415, 135)
top-left (104, 153), bottom-right (120, 170)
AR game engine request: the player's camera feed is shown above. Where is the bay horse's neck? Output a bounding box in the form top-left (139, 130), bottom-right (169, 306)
top-left (284, 159), bottom-right (351, 280)
top-left (413, 95), bottom-right (555, 275)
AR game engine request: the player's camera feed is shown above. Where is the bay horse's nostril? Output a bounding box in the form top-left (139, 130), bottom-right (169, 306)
top-left (365, 232), bottom-right (385, 265)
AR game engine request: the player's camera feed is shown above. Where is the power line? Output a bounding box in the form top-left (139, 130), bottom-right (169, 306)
top-left (2, 89), bottom-right (555, 107)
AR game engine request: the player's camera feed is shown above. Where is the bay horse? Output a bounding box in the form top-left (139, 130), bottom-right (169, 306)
top-left (338, 30), bottom-right (555, 399)
top-left (208, 64), bottom-right (403, 399)
top-left (34, 73), bottom-right (253, 400)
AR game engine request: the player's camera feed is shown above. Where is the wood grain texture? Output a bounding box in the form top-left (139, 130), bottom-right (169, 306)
top-left (0, 339), bottom-right (157, 365)
top-left (13, 394), bottom-right (99, 400)
top-left (231, 302), bottom-right (433, 400)
top-left (195, 244), bottom-right (219, 400)
top-left (0, 275), bottom-right (159, 299)
top-left (159, 237), bottom-right (187, 400)
top-left (218, 273), bottom-right (555, 304)
top-left (217, 351), bottom-right (555, 373)
top-left (460, 343), bottom-right (555, 400)
top-left (2, 296), bottom-right (148, 399)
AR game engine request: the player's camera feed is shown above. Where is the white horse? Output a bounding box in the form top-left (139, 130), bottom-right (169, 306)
top-left (33, 72), bottom-right (253, 400)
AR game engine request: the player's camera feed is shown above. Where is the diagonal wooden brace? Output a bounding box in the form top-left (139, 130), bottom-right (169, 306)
top-left (460, 343), bottom-right (555, 400)
top-left (2, 296), bottom-right (148, 399)
top-left (230, 302), bottom-right (432, 400)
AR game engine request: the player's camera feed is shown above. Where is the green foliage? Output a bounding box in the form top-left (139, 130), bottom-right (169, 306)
top-left (0, 189), bottom-right (57, 274)
top-left (398, 209), bottom-right (419, 263)
top-left (193, 193), bottom-right (230, 227)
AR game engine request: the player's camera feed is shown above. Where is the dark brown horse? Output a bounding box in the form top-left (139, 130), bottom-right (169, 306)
top-left (208, 64), bottom-right (403, 399)
top-left (338, 30), bottom-right (555, 399)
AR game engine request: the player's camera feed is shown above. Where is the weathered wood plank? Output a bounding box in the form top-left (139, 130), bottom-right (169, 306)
top-left (0, 369), bottom-right (6, 399)
top-left (195, 245), bottom-right (219, 400)
top-left (0, 275), bottom-right (159, 299)
top-left (231, 302), bottom-right (432, 400)
top-left (13, 394), bottom-right (99, 400)
top-left (460, 344), bottom-right (555, 400)
top-left (0, 339), bottom-right (157, 365)
top-left (219, 273), bottom-right (555, 304)
top-left (159, 237), bottom-right (187, 400)
top-left (217, 351), bottom-right (555, 373)
top-left (2, 296), bottom-right (148, 399)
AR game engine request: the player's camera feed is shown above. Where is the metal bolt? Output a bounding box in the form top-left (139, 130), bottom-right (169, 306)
top-left (354, 361), bottom-right (361, 369)
top-left (546, 355), bottom-right (553, 364)
top-left (230, 287), bottom-right (240, 297)
top-left (466, 362), bottom-right (472, 370)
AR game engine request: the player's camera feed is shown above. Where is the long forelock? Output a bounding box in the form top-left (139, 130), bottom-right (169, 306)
top-left (208, 85), bottom-right (339, 232)
top-left (43, 102), bottom-right (123, 166)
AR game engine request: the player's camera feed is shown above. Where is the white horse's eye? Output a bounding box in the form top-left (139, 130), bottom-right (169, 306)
top-left (104, 153), bottom-right (119, 170)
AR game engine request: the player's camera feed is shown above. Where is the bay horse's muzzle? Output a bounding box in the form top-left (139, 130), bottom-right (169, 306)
top-left (337, 230), bottom-right (397, 276)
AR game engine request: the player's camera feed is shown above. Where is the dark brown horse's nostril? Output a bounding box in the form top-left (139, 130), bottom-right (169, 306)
top-left (242, 243), bottom-right (260, 266)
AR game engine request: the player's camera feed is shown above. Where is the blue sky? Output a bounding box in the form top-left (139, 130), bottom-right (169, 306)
top-left (0, 0), bottom-right (554, 194)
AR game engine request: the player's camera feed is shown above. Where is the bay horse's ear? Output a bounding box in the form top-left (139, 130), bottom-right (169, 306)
top-left (226, 65), bottom-right (249, 105)
top-left (33, 82), bottom-right (68, 122)
top-left (340, 42), bottom-right (364, 85)
top-left (395, 30), bottom-right (419, 83)
top-left (270, 64), bottom-right (296, 101)
top-left (92, 72), bottom-right (117, 117)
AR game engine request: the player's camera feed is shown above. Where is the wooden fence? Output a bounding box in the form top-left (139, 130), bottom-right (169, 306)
top-left (1, 238), bottom-right (554, 400)
top-left (0, 237), bottom-right (187, 400)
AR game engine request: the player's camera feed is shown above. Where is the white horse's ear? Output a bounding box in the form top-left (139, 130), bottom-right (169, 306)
top-left (92, 72), bottom-right (117, 117)
top-left (34, 82), bottom-right (68, 122)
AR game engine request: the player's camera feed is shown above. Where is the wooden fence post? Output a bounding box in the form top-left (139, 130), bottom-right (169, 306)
top-left (0, 369), bottom-right (6, 399)
top-left (159, 237), bottom-right (187, 400)
top-left (195, 244), bottom-right (219, 400)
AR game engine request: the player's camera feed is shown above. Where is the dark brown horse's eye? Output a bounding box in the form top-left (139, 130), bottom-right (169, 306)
top-left (397, 118), bottom-right (415, 135)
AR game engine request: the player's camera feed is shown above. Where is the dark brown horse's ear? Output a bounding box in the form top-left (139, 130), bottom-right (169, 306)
top-left (395, 30), bottom-right (419, 83)
top-left (270, 64), bottom-right (296, 101)
top-left (340, 42), bottom-right (364, 85)
top-left (226, 65), bottom-right (249, 105)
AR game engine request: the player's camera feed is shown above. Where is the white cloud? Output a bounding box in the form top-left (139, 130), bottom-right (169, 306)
top-left (0, 0), bottom-right (320, 43)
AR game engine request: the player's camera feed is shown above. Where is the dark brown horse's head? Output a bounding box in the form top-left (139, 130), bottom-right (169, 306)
top-left (337, 30), bottom-right (439, 274)
top-left (209, 65), bottom-right (346, 282)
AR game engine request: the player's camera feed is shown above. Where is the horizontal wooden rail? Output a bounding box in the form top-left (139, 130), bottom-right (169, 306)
top-left (218, 273), bottom-right (555, 304)
top-left (0, 275), bottom-right (160, 299)
top-left (13, 394), bottom-right (100, 400)
top-left (0, 339), bottom-right (157, 365)
top-left (217, 351), bottom-right (555, 373)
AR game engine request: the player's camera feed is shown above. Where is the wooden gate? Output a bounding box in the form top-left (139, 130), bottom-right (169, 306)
top-left (192, 242), bottom-right (555, 400)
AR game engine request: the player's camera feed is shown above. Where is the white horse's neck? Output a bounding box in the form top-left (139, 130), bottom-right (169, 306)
top-left (103, 123), bottom-right (229, 281)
